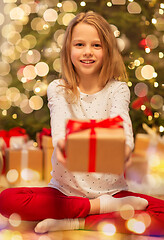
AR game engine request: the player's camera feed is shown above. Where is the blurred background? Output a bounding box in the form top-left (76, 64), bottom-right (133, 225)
top-left (0, 0), bottom-right (163, 140)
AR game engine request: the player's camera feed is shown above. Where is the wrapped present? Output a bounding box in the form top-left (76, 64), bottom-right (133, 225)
top-left (0, 127), bottom-right (28, 174)
top-left (5, 141), bottom-right (43, 185)
top-left (42, 135), bottom-right (54, 183)
top-left (65, 116), bottom-right (125, 174)
top-left (36, 128), bottom-right (51, 149)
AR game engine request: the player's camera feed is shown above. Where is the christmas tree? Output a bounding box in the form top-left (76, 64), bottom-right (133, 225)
top-left (0, 0), bottom-right (163, 140)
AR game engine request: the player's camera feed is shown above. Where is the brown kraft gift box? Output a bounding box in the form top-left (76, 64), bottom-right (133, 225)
top-left (42, 136), bottom-right (54, 183)
top-left (5, 148), bottom-right (43, 184)
top-left (66, 126), bottom-right (125, 175)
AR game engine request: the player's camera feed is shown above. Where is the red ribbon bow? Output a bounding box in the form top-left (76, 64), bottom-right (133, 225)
top-left (66, 116), bottom-right (123, 172)
top-left (0, 127), bottom-right (27, 148)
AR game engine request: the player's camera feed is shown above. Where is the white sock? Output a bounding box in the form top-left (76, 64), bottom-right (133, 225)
top-left (98, 194), bottom-right (148, 214)
top-left (34, 218), bottom-right (82, 233)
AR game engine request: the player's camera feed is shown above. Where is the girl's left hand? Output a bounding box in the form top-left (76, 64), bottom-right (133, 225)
top-left (125, 144), bottom-right (132, 168)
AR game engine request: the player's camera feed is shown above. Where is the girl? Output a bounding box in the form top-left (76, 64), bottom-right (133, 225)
top-left (0, 12), bottom-right (163, 235)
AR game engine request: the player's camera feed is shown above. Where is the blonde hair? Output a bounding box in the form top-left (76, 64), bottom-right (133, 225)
top-left (60, 11), bottom-right (128, 102)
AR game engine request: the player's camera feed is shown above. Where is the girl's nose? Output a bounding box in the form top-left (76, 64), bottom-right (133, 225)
top-left (83, 45), bottom-right (93, 56)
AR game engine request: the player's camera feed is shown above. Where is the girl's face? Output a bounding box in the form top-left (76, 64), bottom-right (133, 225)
top-left (70, 23), bottom-right (103, 81)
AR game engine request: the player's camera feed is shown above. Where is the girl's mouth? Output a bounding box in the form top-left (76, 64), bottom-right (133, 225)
top-left (80, 60), bottom-right (95, 64)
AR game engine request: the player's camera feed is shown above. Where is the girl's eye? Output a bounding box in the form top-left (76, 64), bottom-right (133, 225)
top-left (94, 44), bottom-right (101, 48)
top-left (76, 43), bottom-right (83, 47)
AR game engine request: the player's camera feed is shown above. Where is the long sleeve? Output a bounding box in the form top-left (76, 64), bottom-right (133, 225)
top-left (47, 80), bottom-right (71, 147)
top-left (109, 82), bottom-right (134, 150)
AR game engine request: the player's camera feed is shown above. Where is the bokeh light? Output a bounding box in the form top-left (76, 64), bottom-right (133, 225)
top-left (150, 95), bottom-right (163, 109)
top-left (127, 2), bottom-right (141, 14)
top-left (43, 9), bottom-right (58, 22)
top-left (6, 169), bottom-right (19, 183)
top-left (29, 95), bottom-right (43, 110)
top-left (35, 62), bottom-right (49, 77)
top-left (23, 65), bottom-right (36, 80)
top-left (134, 82), bottom-right (148, 97)
top-left (126, 218), bottom-right (146, 234)
top-left (53, 58), bottom-right (61, 73)
top-left (0, 62), bottom-right (11, 76)
top-left (10, 7), bottom-right (25, 20)
top-left (146, 35), bottom-right (159, 49)
top-left (141, 65), bottom-right (155, 79)
top-left (9, 213), bottom-right (21, 227)
top-left (119, 204), bottom-right (134, 220)
top-left (21, 168), bottom-right (40, 181)
top-left (62, 13), bottom-right (75, 26)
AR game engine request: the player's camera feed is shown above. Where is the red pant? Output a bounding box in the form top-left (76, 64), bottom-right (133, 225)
top-left (0, 187), bottom-right (90, 221)
top-left (1, 187), bottom-right (164, 236)
top-left (85, 191), bottom-right (164, 236)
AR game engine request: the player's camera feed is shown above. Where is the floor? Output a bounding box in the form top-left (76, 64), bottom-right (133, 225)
top-left (1, 156), bottom-right (164, 239)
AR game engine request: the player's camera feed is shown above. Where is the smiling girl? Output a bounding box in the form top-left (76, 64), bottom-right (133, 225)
top-left (2, 12), bottom-right (164, 235)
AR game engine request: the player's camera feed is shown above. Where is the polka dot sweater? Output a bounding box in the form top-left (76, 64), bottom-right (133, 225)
top-left (47, 79), bottom-right (134, 199)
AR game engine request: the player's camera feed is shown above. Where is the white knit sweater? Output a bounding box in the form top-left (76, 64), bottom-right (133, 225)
top-left (47, 79), bottom-right (134, 199)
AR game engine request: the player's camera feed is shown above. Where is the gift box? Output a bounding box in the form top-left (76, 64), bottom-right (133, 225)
top-left (42, 135), bottom-right (54, 183)
top-left (66, 117), bottom-right (125, 175)
top-left (0, 127), bottom-right (28, 174)
top-left (5, 148), bottom-right (43, 185)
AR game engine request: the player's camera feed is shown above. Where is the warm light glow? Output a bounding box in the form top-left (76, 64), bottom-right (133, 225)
top-left (127, 2), bottom-right (141, 14)
top-left (43, 9), bottom-right (58, 22)
top-left (29, 95), bottom-right (43, 110)
top-left (159, 52), bottom-right (164, 58)
top-left (152, 18), bottom-right (157, 24)
top-left (159, 126), bottom-right (164, 132)
top-left (145, 47), bottom-right (151, 53)
top-left (107, 2), bottom-right (112, 7)
top-left (6, 169), bottom-right (19, 183)
top-left (134, 82), bottom-right (148, 97)
top-left (154, 82), bottom-right (159, 88)
top-left (154, 112), bottom-right (159, 118)
top-left (148, 115), bottom-right (153, 121)
top-left (21, 168), bottom-right (40, 181)
top-left (141, 105), bottom-right (146, 111)
top-left (102, 223), bottom-right (116, 236)
top-left (10, 7), bottom-right (25, 20)
top-left (119, 204), bottom-right (134, 220)
top-left (160, 3), bottom-right (164, 9)
top-left (128, 81), bottom-right (132, 87)
top-left (127, 218), bottom-right (146, 234)
top-left (141, 65), bottom-right (155, 79)
top-left (23, 65), bottom-right (36, 80)
top-left (57, 3), bottom-right (62, 8)
top-left (80, 1), bottom-right (86, 7)
top-left (9, 213), bottom-right (21, 227)
top-left (35, 62), bottom-right (49, 77)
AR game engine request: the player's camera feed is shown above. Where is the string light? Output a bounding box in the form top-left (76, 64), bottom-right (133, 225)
top-left (148, 115), bottom-right (153, 121)
top-left (154, 82), bottom-right (159, 88)
top-left (80, 1), bottom-right (86, 7)
top-left (152, 18), bottom-right (157, 24)
top-left (107, 2), bottom-right (112, 7)
top-left (159, 126), bottom-right (164, 133)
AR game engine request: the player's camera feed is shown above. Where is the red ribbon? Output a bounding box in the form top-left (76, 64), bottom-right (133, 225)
top-left (0, 127), bottom-right (27, 148)
top-left (38, 128), bottom-right (51, 148)
top-left (66, 116), bottom-right (123, 172)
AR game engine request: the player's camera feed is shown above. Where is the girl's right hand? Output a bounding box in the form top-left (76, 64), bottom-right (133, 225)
top-left (56, 139), bottom-right (66, 166)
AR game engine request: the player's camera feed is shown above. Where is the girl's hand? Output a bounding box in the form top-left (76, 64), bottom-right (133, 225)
top-left (125, 144), bottom-right (132, 168)
top-left (56, 139), bottom-right (66, 166)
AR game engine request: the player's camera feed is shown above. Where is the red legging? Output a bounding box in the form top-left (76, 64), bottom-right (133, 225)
top-left (1, 187), bottom-right (164, 236)
top-left (0, 187), bottom-right (90, 221)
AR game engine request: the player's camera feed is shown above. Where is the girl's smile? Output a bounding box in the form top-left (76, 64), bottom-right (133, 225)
top-left (71, 23), bottom-right (103, 83)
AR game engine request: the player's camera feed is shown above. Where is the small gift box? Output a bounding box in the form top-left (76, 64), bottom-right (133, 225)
top-left (66, 116), bottom-right (125, 175)
top-left (0, 127), bottom-right (28, 174)
top-left (42, 136), bottom-right (54, 183)
top-left (5, 145), bottom-right (43, 185)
